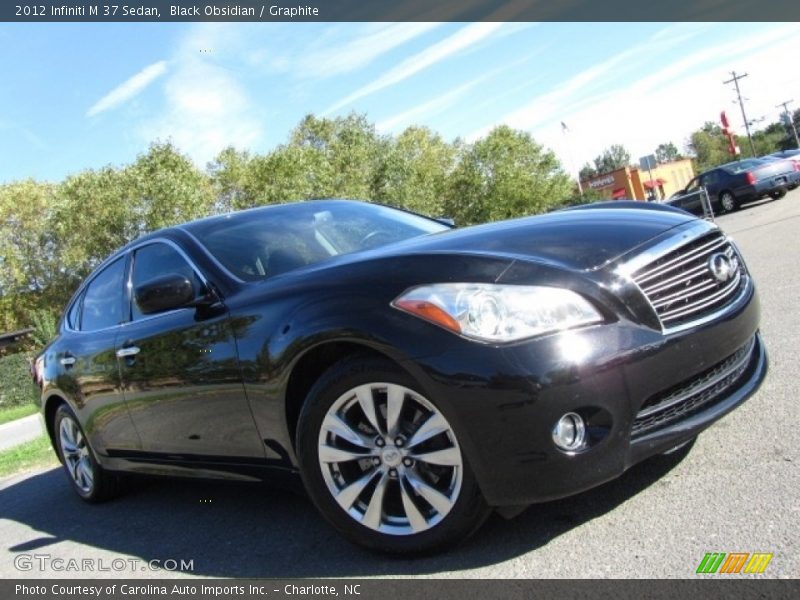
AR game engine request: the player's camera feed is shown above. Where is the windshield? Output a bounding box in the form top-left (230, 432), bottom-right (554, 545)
top-left (185, 200), bottom-right (450, 281)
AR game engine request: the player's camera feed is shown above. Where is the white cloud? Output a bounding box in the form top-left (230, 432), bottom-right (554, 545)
top-left (376, 51), bottom-right (542, 133)
top-left (87, 61), bottom-right (168, 117)
top-left (137, 26), bottom-right (262, 166)
top-left (377, 79), bottom-right (483, 133)
top-left (464, 24), bottom-right (694, 141)
top-left (139, 59), bottom-right (261, 167)
top-left (296, 22), bottom-right (441, 78)
top-left (324, 22), bottom-right (506, 114)
top-left (535, 25), bottom-right (800, 178)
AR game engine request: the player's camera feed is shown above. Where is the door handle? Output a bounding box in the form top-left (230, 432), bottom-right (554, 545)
top-left (116, 346), bottom-right (141, 358)
top-left (60, 355), bottom-right (76, 367)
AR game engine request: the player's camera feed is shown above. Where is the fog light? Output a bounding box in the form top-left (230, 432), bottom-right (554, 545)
top-left (552, 412), bottom-right (586, 451)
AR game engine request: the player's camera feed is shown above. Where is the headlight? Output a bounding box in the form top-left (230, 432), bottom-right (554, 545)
top-left (392, 283), bottom-right (603, 343)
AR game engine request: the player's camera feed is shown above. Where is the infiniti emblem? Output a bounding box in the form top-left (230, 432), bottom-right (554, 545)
top-left (707, 252), bottom-right (735, 283)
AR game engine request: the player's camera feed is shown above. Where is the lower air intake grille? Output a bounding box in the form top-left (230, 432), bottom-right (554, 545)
top-left (632, 336), bottom-right (755, 437)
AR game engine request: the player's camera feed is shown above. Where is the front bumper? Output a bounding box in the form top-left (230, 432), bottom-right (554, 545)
top-left (401, 278), bottom-right (766, 507)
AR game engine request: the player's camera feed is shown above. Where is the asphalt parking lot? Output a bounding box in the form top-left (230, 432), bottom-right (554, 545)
top-left (1, 191), bottom-right (798, 579)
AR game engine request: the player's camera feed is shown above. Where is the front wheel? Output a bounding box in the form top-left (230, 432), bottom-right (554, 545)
top-left (296, 357), bottom-right (489, 554)
top-left (53, 404), bottom-right (120, 502)
top-left (718, 191), bottom-right (738, 214)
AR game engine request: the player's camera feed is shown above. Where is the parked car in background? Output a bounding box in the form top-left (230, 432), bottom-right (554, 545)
top-left (761, 150), bottom-right (800, 189)
top-left (767, 148), bottom-right (800, 163)
top-left (33, 200), bottom-right (767, 554)
top-left (668, 158), bottom-right (797, 215)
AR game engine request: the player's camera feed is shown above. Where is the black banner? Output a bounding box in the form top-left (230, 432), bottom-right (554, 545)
top-left (3, 0), bottom-right (800, 22)
top-left (5, 580), bottom-right (800, 600)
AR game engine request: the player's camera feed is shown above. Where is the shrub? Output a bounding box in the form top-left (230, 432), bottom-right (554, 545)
top-left (0, 352), bottom-right (34, 409)
top-left (30, 309), bottom-right (58, 349)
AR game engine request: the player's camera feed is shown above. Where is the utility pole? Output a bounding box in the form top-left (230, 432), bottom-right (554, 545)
top-left (776, 99), bottom-right (800, 148)
top-left (561, 121), bottom-right (583, 196)
top-left (724, 71), bottom-right (756, 157)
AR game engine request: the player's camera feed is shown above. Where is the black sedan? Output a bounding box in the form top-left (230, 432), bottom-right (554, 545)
top-left (34, 199), bottom-right (767, 553)
top-left (668, 158), bottom-right (796, 215)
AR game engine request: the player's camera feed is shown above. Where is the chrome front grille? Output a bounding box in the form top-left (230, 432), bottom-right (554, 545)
top-left (632, 336), bottom-right (756, 437)
top-left (631, 231), bottom-right (746, 331)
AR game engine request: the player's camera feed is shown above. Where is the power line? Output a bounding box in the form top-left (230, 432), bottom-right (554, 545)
top-left (723, 71), bottom-right (756, 157)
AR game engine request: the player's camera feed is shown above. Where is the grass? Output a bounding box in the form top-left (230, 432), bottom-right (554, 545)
top-left (0, 403), bottom-right (39, 426)
top-left (0, 434), bottom-right (58, 479)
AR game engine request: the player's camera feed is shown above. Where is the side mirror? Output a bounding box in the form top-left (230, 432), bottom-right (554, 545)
top-left (134, 273), bottom-right (196, 315)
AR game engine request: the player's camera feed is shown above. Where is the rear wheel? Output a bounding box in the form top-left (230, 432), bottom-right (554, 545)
top-left (53, 404), bottom-right (120, 502)
top-left (769, 189), bottom-right (787, 200)
top-left (296, 357), bottom-right (489, 554)
top-left (718, 190), bottom-right (738, 214)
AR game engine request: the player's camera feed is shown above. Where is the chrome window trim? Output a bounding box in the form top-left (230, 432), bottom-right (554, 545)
top-left (125, 238), bottom-right (213, 326)
top-left (65, 255), bottom-right (129, 335)
top-left (180, 228), bottom-right (247, 284)
top-left (64, 237), bottom-right (214, 334)
top-left (127, 237), bottom-right (210, 287)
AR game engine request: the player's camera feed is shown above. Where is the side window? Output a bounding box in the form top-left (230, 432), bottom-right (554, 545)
top-left (81, 258), bottom-right (126, 332)
top-left (66, 292), bottom-right (83, 330)
top-left (131, 243), bottom-right (203, 320)
top-left (700, 171), bottom-right (717, 187)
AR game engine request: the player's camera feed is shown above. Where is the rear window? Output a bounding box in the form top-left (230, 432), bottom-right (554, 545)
top-left (723, 159), bottom-right (765, 174)
top-left (81, 257), bottom-right (126, 331)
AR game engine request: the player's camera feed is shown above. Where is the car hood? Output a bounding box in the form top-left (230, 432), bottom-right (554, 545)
top-left (370, 205), bottom-right (698, 271)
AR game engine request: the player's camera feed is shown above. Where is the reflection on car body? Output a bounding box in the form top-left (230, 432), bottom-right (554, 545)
top-left (35, 199), bottom-right (767, 553)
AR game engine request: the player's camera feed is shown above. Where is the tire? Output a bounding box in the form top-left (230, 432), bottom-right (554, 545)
top-left (718, 190), bottom-right (738, 214)
top-left (53, 404), bottom-right (121, 502)
top-left (769, 189), bottom-right (787, 200)
top-left (296, 356), bottom-right (489, 554)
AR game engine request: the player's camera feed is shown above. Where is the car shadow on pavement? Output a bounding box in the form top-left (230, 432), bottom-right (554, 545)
top-left (1, 444), bottom-right (692, 578)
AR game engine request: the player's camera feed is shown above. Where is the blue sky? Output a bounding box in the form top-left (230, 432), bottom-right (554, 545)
top-left (1, 22), bottom-right (799, 183)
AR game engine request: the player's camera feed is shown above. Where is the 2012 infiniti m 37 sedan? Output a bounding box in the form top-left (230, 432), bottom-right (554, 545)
top-left (34, 199), bottom-right (767, 553)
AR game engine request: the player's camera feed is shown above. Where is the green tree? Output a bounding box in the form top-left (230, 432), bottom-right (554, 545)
top-left (125, 141), bottom-right (214, 231)
top-left (655, 142), bottom-right (681, 163)
top-left (208, 146), bottom-right (252, 213)
top-left (373, 126), bottom-right (456, 216)
top-left (56, 166), bottom-right (136, 276)
top-left (445, 125), bottom-right (572, 224)
top-left (751, 123), bottom-right (788, 156)
top-left (687, 122), bottom-right (741, 171)
top-left (288, 113), bottom-right (387, 199)
top-left (593, 144), bottom-right (631, 174)
top-left (240, 144), bottom-right (331, 207)
top-left (29, 308), bottom-right (58, 349)
top-left (579, 163), bottom-right (597, 181)
top-left (0, 180), bottom-right (64, 330)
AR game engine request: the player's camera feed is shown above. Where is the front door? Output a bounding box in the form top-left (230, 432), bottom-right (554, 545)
top-left (117, 240), bottom-right (264, 459)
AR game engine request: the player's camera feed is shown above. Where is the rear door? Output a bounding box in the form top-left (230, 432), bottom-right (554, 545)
top-left (54, 256), bottom-right (141, 453)
top-left (116, 240), bottom-right (264, 459)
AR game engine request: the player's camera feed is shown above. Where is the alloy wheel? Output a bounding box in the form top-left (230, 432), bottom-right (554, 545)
top-left (59, 416), bottom-right (94, 494)
top-left (317, 382), bottom-right (463, 536)
top-left (720, 192), bottom-right (736, 212)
